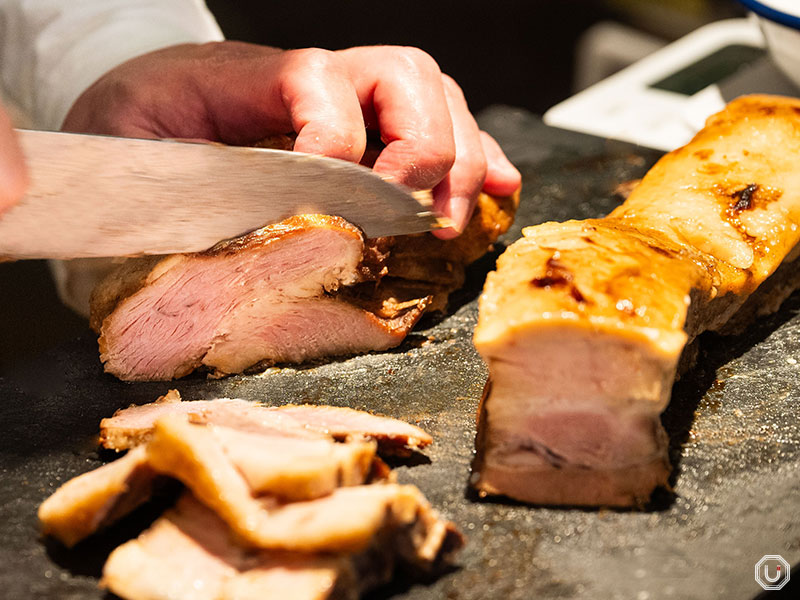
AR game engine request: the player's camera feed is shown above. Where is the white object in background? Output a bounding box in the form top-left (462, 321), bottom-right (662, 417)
top-left (739, 0), bottom-right (800, 88)
top-left (544, 19), bottom-right (764, 151)
top-left (573, 21), bottom-right (667, 92)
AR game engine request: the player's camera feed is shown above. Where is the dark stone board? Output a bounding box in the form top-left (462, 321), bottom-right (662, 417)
top-left (0, 106), bottom-right (797, 599)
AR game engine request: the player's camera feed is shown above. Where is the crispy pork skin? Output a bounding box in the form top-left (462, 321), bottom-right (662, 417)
top-left (473, 95), bottom-right (800, 506)
top-left (100, 390), bottom-right (433, 456)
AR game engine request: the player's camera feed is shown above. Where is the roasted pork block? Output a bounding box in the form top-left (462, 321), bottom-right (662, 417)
top-left (90, 186), bottom-right (518, 381)
top-left (91, 215), bottom-right (430, 381)
top-left (473, 95), bottom-right (800, 506)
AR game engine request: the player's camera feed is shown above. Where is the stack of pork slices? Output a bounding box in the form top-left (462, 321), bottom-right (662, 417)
top-left (39, 390), bottom-right (462, 600)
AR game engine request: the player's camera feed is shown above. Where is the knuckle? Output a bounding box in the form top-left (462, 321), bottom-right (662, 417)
top-left (468, 152), bottom-right (489, 183)
top-left (418, 142), bottom-right (456, 174)
top-left (390, 46), bottom-right (440, 76)
top-left (441, 73), bottom-right (465, 101)
top-left (286, 47), bottom-right (339, 72)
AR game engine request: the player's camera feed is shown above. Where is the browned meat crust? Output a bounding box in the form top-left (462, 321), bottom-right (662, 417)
top-left (473, 95), bottom-right (800, 507)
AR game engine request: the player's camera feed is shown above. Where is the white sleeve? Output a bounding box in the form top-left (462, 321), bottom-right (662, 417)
top-left (0, 0), bottom-right (224, 131)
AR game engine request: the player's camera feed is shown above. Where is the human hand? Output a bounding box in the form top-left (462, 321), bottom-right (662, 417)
top-left (61, 42), bottom-right (521, 239)
top-left (0, 104), bottom-right (28, 216)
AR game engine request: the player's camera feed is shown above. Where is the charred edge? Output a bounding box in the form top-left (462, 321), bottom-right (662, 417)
top-left (732, 183), bottom-right (759, 212)
top-left (693, 149), bottom-right (713, 160)
top-left (712, 183), bottom-right (772, 251)
top-left (200, 216), bottom-right (362, 258)
top-left (531, 256), bottom-right (589, 305)
top-left (531, 256), bottom-right (573, 288)
top-left (199, 226), bottom-right (299, 257)
top-left (570, 286), bottom-right (588, 304)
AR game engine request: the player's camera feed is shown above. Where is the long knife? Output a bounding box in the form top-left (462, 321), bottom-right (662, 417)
top-left (0, 130), bottom-right (441, 260)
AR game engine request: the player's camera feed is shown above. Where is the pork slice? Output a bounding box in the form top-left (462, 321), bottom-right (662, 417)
top-left (143, 415), bottom-right (446, 554)
top-left (100, 391), bottom-right (432, 456)
top-left (91, 215), bottom-right (431, 381)
top-left (98, 391), bottom-right (315, 451)
top-left (270, 404), bottom-right (433, 453)
top-left (38, 447), bottom-right (158, 547)
top-left (102, 493), bottom-right (353, 600)
top-left (212, 425), bottom-right (378, 500)
top-left (473, 94), bottom-right (800, 506)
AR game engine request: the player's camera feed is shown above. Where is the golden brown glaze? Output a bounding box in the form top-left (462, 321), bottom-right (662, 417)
top-left (473, 95), bottom-right (800, 507)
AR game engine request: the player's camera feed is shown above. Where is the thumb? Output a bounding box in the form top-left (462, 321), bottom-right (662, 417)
top-left (0, 105), bottom-right (28, 215)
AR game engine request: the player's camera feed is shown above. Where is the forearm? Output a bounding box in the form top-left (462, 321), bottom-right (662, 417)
top-left (0, 0), bottom-right (223, 130)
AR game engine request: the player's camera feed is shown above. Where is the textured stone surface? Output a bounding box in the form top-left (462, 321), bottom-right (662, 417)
top-left (0, 107), bottom-right (796, 599)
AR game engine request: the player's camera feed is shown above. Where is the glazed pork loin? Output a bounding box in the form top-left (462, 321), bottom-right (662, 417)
top-left (91, 191), bottom-right (517, 381)
top-left (472, 95), bottom-right (800, 507)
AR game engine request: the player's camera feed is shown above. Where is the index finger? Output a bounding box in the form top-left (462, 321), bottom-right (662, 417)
top-left (337, 46), bottom-right (456, 190)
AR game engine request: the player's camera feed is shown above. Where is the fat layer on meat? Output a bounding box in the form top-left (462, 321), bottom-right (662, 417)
top-left (473, 95), bottom-right (800, 506)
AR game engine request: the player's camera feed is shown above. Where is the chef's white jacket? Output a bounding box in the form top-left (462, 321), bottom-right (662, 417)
top-left (0, 0), bottom-right (224, 130)
top-left (0, 1), bottom-right (224, 315)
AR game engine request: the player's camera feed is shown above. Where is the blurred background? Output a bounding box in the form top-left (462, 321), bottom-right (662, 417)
top-left (205, 0), bottom-right (745, 115)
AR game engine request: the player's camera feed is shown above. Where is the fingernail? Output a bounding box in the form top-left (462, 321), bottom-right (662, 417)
top-left (445, 196), bottom-right (471, 233)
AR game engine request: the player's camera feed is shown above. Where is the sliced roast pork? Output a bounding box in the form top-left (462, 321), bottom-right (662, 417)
top-left (91, 215), bottom-right (430, 381)
top-left (38, 447), bottom-right (158, 547)
top-left (473, 95), bottom-right (800, 506)
top-left (102, 493), bottom-right (459, 600)
top-left (43, 391), bottom-right (423, 547)
top-left (90, 187), bottom-right (518, 381)
top-left (40, 394), bottom-right (461, 598)
top-left (100, 390), bottom-right (433, 456)
top-left (102, 493), bottom-right (355, 600)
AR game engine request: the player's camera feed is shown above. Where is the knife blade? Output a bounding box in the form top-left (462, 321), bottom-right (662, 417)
top-left (0, 130), bottom-right (441, 260)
